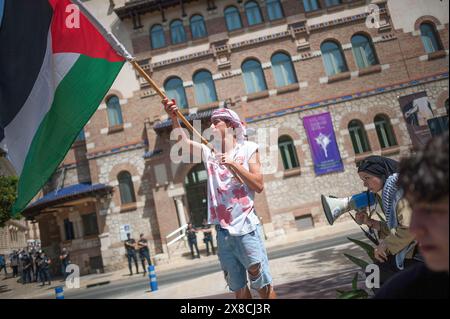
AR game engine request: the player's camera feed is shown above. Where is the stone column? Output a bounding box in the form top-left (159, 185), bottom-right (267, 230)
top-left (174, 196), bottom-right (187, 230)
top-left (167, 184), bottom-right (187, 231)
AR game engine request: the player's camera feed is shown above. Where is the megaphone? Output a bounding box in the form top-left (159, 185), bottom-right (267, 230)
top-left (321, 192), bottom-right (376, 225)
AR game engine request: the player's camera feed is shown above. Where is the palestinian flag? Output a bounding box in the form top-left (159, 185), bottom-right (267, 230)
top-left (0, 0), bottom-right (130, 214)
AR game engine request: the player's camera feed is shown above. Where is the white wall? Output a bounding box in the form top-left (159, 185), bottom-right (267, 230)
top-left (388, 0), bottom-right (449, 32)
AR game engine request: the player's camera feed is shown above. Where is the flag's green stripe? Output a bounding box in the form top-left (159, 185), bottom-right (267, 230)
top-left (13, 54), bottom-right (124, 214)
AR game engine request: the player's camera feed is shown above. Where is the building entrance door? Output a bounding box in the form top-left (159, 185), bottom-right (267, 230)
top-left (184, 164), bottom-right (208, 227)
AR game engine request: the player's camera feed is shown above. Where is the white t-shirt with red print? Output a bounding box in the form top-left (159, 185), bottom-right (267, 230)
top-left (201, 141), bottom-right (260, 236)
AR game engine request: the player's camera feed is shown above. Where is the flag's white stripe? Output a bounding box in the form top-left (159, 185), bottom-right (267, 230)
top-left (0, 31), bottom-right (79, 174)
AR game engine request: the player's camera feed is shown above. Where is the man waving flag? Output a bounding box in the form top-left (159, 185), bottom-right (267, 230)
top-left (0, 0), bottom-right (132, 215)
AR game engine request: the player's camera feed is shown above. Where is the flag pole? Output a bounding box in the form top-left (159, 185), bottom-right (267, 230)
top-left (129, 60), bottom-right (244, 184)
top-left (73, 0), bottom-right (244, 184)
top-left (129, 60), bottom-right (209, 147)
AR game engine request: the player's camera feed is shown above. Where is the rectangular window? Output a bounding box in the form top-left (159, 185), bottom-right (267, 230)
top-left (325, 0), bottom-right (341, 7)
top-left (64, 218), bottom-right (75, 240)
top-left (82, 213), bottom-right (99, 237)
top-left (303, 0), bottom-right (320, 12)
top-left (295, 215), bottom-right (314, 231)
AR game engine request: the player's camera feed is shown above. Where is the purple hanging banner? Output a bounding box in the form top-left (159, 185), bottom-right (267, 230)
top-left (303, 112), bottom-right (344, 175)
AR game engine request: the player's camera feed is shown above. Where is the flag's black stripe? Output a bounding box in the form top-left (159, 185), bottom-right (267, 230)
top-left (0, 0), bottom-right (53, 141)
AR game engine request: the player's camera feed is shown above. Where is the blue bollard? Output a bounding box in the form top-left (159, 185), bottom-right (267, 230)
top-left (55, 286), bottom-right (64, 299)
top-left (148, 265), bottom-right (158, 292)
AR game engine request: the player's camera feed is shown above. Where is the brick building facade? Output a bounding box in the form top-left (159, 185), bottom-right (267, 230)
top-left (21, 0), bottom-right (448, 274)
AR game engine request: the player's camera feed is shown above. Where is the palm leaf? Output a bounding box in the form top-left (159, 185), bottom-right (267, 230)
top-left (375, 211), bottom-right (386, 222)
top-left (347, 237), bottom-right (376, 262)
top-left (344, 253), bottom-right (369, 270)
top-left (352, 272), bottom-right (359, 290)
top-left (338, 289), bottom-right (369, 299)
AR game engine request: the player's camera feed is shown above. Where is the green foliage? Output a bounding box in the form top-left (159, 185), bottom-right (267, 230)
top-left (336, 273), bottom-right (369, 299)
top-left (344, 253), bottom-right (369, 270)
top-left (0, 175), bottom-right (19, 227)
top-left (337, 236), bottom-right (378, 299)
top-left (347, 237), bottom-right (376, 262)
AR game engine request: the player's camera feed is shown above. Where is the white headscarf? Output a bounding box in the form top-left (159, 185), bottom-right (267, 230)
top-left (211, 108), bottom-right (246, 143)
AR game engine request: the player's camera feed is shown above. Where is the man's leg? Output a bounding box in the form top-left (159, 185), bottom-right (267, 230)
top-left (127, 254), bottom-right (133, 275)
top-left (205, 240), bottom-right (210, 256)
top-left (241, 226), bottom-right (276, 299)
top-left (211, 239), bottom-right (216, 255)
top-left (235, 285), bottom-right (252, 299)
top-left (133, 254), bottom-right (139, 273)
top-left (188, 242), bottom-right (195, 259)
top-left (194, 242), bottom-right (200, 258)
top-left (145, 253), bottom-right (152, 266)
top-left (140, 254), bottom-right (146, 274)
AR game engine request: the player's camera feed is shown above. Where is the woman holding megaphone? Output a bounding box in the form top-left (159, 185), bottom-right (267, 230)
top-left (356, 156), bottom-right (422, 285)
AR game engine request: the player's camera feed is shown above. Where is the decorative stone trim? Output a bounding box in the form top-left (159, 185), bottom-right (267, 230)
top-left (327, 72), bottom-right (351, 84)
top-left (269, 89), bottom-right (278, 96)
top-left (86, 141), bottom-right (146, 160)
top-left (261, 62), bottom-right (272, 69)
top-left (308, 8), bottom-right (387, 31)
top-left (299, 81), bottom-right (308, 88)
top-left (86, 143), bottom-right (95, 150)
top-left (246, 72), bottom-right (449, 123)
top-left (358, 64), bottom-right (382, 77)
top-left (100, 128), bottom-right (108, 135)
top-left (120, 202), bottom-right (137, 213)
top-left (428, 50), bottom-right (448, 61)
top-left (319, 77), bottom-right (329, 84)
top-left (108, 124), bottom-right (124, 134)
top-left (283, 167), bottom-right (301, 178)
top-left (342, 43), bottom-right (353, 51)
top-left (246, 90), bottom-right (270, 102)
top-left (183, 81), bottom-right (193, 87)
top-left (381, 146), bottom-right (401, 157)
top-left (351, 71), bottom-right (359, 79)
top-left (276, 83), bottom-right (300, 95)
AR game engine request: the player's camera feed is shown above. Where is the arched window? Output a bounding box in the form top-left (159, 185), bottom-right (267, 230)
top-left (266, 0), bottom-right (284, 21)
top-left (321, 41), bottom-right (348, 76)
top-left (420, 23), bottom-right (443, 53)
top-left (351, 34), bottom-right (379, 69)
top-left (244, 1), bottom-right (263, 26)
top-left (164, 77), bottom-right (188, 109)
top-left (348, 120), bottom-right (371, 154)
top-left (374, 115), bottom-right (397, 149)
top-left (190, 15), bottom-right (207, 39)
top-left (242, 59), bottom-right (268, 94)
top-left (278, 136), bottom-right (300, 170)
top-left (150, 24), bottom-right (165, 49)
top-left (271, 52), bottom-right (298, 87)
top-left (118, 171), bottom-right (136, 204)
top-left (325, 0), bottom-right (341, 6)
top-left (224, 6), bottom-right (243, 31)
top-left (303, 0), bottom-right (320, 12)
top-left (170, 20), bottom-right (186, 44)
top-left (193, 70), bottom-right (218, 105)
top-left (106, 95), bottom-right (123, 127)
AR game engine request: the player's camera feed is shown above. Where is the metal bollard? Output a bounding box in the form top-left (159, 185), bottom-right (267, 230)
top-left (55, 286), bottom-right (64, 299)
top-left (148, 265), bottom-right (158, 292)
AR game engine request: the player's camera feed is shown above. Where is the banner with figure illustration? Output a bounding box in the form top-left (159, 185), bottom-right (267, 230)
top-left (303, 112), bottom-right (344, 175)
top-left (398, 92), bottom-right (434, 149)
